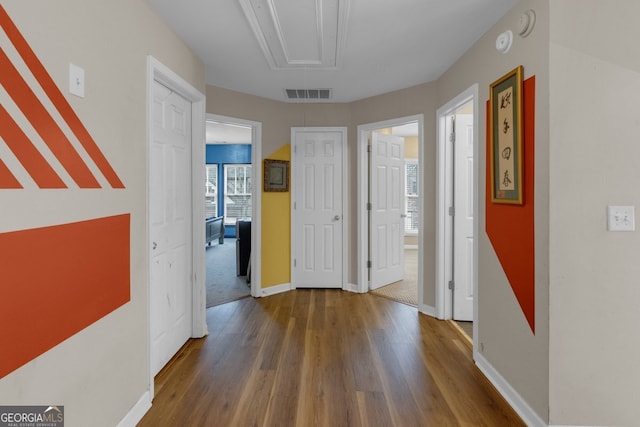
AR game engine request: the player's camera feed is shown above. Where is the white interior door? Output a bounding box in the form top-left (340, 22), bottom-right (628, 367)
top-left (292, 128), bottom-right (344, 288)
top-left (453, 114), bottom-right (474, 321)
top-left (370, 132), bottom-right (405, 290)
top-left (150, 81), bottom-right (192, 375)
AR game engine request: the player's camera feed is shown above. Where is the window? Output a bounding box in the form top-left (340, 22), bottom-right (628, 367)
top-left (205, 164), bottom-right (218, 218)
top-left (405, 161), bottom-right (419, 234)
top-left (224, 164), bottom-right (252, 224)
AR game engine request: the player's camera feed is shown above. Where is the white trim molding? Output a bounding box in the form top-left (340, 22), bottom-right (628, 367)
top-left (290, 127), bottom-right (349, 291)
top-left (116, 391), bottom-right (152, 427)
top-left (260, 282), bottom-right (293, 297)
top-left (146, 55), bottom-right (206, 401)
top-left (356, 115), bottom-right (425, 309)
top-left (475, 352), bottom-right (547, 427)
top-left (205, 114), bottom-right (262, 298)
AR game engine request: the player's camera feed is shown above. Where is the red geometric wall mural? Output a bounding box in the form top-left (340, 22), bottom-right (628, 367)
top-left (0, 5), bottom-right (124, 189)
top-left (485, 76), bottom-right (536, 334)
top-left (0, 5), bottom-right (130, 378)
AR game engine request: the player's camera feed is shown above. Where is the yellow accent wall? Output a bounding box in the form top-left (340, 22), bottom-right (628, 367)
top-left (261, 144), bottom-right (291, 287)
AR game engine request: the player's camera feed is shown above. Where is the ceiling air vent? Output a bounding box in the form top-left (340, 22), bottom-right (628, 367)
top-left (285, 89), bottom-right (332, 101)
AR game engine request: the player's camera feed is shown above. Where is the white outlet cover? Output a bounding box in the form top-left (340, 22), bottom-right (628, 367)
top-left (69, 63), bottom-right (85, 98)
top-left (607, 205), bottom-right (635, 231)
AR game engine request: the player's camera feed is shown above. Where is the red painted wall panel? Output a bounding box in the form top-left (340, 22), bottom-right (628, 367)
top-left (486, 76), bottom-right (536, 333)
top-left (0, 214), bottom-right (130, 378)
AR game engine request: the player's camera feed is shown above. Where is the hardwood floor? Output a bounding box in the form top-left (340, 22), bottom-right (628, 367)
top-left (138, 290), bottom-right (524, 427)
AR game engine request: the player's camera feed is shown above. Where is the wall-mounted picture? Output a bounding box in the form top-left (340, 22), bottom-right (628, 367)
top-left (263, 159), bottom-right (289, 192)
top-left (490, 65), bottom-right (524, 204)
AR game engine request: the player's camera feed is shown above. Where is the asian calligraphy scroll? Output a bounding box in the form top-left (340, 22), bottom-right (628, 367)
top-left (490, 66), bottom-right (523, 204)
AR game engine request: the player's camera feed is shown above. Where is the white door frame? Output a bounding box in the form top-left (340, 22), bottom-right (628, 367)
top-left (206, 114), bottom-right (262, 297)
top-left (290, 127), bottom-right (348, 290)
top-left (146, 56), bottom-right (207, 399)
top-left (356, 114), bottom-right (425, 312)
top-left (435, 84), bottom-right (479, 335)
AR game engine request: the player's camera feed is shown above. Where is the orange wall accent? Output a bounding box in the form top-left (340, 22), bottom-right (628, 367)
top-left (0, 214), bottom-right (131, 378)
top-left (486, 76), bottom-right (536, 333)
top-left (0, 159), bottom-right (21, 188)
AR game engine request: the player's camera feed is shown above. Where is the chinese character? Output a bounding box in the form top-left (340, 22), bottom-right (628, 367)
top-left (503, 118), bottom-right (510, 134)
top-left (500, 92), bottom-right (512, 109)
top-left (501, 147), bottom-right (512, 160)
top-left (502, 169), bottom-right (512, 187)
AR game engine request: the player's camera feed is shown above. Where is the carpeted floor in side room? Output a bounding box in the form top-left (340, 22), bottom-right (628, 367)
top-left (206, 238), bottom-right (250, 308)
top-left (370, 249), bottom-right (418, 307)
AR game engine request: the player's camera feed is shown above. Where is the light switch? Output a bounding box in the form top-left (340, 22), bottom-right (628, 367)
top-left (69, 63), bottom-right (85, 98)
top-left (607, 205), bottom-right (635, 231)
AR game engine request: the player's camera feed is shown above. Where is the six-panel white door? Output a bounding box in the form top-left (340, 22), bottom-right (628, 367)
top-left (370, 132), bottom-right (405, 289)
top-left (292, 129), bottom-right (344, 288)
top-left (453, 114), bottom-right (474, 321)
top-left (150, 81), bottom-right (192, 376)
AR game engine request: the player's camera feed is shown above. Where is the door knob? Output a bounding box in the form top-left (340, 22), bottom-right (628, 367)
top-left (333, 215), bottom-right (341, 221)
top-left (152, 242), bottom-right (157, 250)
top-left (400, 214), bottom-right (407, 218)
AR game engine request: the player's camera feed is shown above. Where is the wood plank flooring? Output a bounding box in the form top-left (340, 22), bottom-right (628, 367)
top-left (138, 290), bottom-right (524, 427)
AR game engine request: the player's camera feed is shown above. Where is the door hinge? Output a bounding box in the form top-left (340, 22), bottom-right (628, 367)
top-left (294, 259), bottom-right (296, 268)
top-left (367, 145), bottom-right (372, 153)
top-left (449, 132), bottom-right (455, 143)
top-left (293, 201), bottom-right (296, 210)
top-left (448, 280), bottom-right (455, 290)
top-left (367, 202), bottom-right (372, 211)
top-left (367, 260), bottom-right (372, 268)
top-left (448, 206), bottom-right (455, 216)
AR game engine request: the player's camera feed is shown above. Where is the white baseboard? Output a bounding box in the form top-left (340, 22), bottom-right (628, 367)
top-left (117, 390), bottom-right (152, 427)
top-left (419, 304), bottom-right (437, 317)
top-left (344, 282), bottom-right (364, 293)
top-left (259, 282), bottom-right (292, 297)
top-left (474, 352), bottom-right (547, 427)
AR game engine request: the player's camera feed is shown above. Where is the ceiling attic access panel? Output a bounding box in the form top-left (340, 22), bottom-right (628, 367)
top-left (238, 0), bottom-right (349, 69)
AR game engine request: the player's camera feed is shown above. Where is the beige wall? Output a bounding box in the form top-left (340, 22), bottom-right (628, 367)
top-left (437, 0), bottom-right (550, 421)
top-left (549, 1), bottom-right (640, 425)
top-left (0, 1), bottom-right (204, 426)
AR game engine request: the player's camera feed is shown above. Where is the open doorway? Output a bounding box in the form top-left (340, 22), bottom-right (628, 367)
top-left (205, 114), bottom-right (262, 307)
top-left (357, 115), bottom-right (424, 312)
top-left (436, 84), bottom-right (478, 344)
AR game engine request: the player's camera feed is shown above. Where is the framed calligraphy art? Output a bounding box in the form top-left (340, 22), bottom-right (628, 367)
top-left (490, 65), bottom-right (523, 204)
top-left (264, 159), bottom-right (289, 192)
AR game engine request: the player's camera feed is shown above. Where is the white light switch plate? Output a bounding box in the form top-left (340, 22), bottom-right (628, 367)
top-left (69, 63), bottom-right (85, 98)
top-left (607, 205), bottom-right (635, 231)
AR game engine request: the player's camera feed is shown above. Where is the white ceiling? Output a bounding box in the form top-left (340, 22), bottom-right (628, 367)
top-left (146, 0), bottom-right (517, 103)
top-left (206, 121), bottom-right (252, 144)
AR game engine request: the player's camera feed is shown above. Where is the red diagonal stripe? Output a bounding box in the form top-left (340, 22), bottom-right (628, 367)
top-left (0, 6), bottom-right (124, 189)
top-left (0, 47), bottom-right (100, 188)
top-left (0, 158), bottom-right (21, 188)
top-left (0, 105), bottom-right (67, 188)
